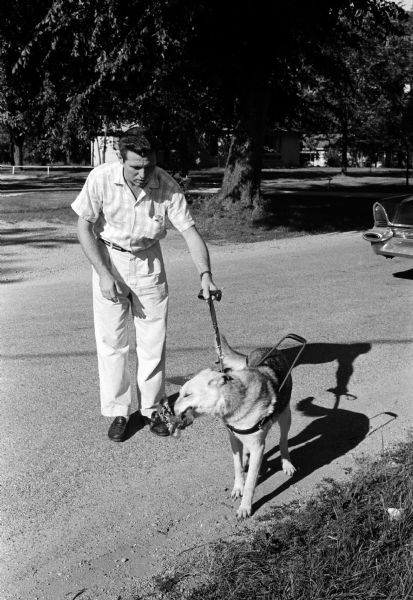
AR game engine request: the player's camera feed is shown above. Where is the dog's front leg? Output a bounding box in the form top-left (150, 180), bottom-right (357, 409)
top-left (278, 405), bottom-right (296, 477)
top-left (228, 431), bottom-right (245, 500)
top-left (236, 436), bottom-right (265, 519)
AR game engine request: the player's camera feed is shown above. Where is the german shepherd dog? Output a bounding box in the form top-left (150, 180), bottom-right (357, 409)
top-left (173, 336), bottom-right (296, 519)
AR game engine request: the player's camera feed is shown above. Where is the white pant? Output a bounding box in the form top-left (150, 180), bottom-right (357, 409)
top-left (92, 242), bottom-right (168, 419)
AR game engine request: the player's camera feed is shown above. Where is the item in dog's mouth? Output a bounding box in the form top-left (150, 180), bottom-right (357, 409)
top-left (157, 401), bottom-right (194, 437)
top-left (181, 407), bottom-right (194, 427)
top-left (170, 408), bottom-right (194, 436)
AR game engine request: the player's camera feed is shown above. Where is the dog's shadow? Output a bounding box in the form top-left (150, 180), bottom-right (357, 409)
top-left (253, 396), bottom-right (396, 513)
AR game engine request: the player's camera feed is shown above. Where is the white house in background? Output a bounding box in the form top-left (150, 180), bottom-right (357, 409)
top-left (300, 140), bottom-right (329, 167)
top-left (91, 134), bottom-right (120, 166)
top-left (300, 135), bottom-right (342, 167)
top-left (90, 125), bottom-right (302, 169)
top-left (91, 124), bottom-right (141, 166)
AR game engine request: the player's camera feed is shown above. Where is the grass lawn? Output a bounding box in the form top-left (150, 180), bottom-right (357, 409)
top-left (1, 167), bottom-right (411, 244)
top-left (152, 438), bottom-right (413, 600)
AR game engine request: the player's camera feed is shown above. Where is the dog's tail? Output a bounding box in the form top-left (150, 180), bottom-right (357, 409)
top-left (216, 334), bottom-right (248, 370)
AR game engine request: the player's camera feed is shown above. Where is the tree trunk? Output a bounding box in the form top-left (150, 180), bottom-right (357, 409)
top-left (102, 125), bottom-right (107, 164)
top-left (341, 118), bottom-right (348, 174)
top-left (219, 87), bottom-right (269, 208)
top-left (178, 132), bottom-right (193, 177)
top-left (13, 136), bottom-right (24, 168)
top-left (9, 139), bottom-right (15, 166)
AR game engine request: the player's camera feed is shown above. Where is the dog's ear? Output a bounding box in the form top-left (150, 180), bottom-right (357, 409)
top-left (208, 373), bottom-right (233, 388)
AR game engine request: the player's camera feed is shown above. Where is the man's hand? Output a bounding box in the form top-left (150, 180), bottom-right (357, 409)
top-left (77, 217), bottom-right (124, 303)
top-left (201, 272), bottom-right (218, 300)
top-left (99, 273), bottom-right (123, 302)
top-left (181, 226), bottom-right (219, 300)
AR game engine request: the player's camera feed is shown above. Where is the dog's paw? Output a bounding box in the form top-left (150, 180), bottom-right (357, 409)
top-left (236, 504), bottom-right (252, 519)
top-left (231, 483), bottom-right (244, 500)
top-left (282, 459), bottom-right (296, 478)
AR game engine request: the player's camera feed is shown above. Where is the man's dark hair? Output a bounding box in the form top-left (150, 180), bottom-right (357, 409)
top-left (118, 128), bottom-right (156, 160)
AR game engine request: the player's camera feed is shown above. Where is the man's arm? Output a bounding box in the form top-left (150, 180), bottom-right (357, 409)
top-left (77, 216), bottom-right (122, 302)
top-left (181, 225), bottom-right (218, 299)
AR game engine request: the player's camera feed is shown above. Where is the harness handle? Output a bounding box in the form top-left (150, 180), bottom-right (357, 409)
top-left (197, 289), bottom-right (222, 301)
top-left (256, 333), bottom-right (307, 391)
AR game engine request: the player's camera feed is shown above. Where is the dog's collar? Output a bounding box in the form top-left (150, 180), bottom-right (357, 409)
top-left (225, 413), bottom-right (273, 435)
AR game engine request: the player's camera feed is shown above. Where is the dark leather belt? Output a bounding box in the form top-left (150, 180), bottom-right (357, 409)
top-left (99, 238), bottom-right (132, 253)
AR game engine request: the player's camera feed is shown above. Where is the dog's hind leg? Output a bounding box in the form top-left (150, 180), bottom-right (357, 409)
top-left (228, 431), bottom-right (245, 500)
top-left (278, 405), bottom-right (296, 477)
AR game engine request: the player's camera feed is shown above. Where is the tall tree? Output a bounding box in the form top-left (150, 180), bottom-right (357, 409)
top-left (0, 0), bottom-right (51, 164)
top-left (294, 4), bottom-right (410, 173)
top-left (179, 1), bottom-right (405, 203)
top-left (9, 0), bottom-right (408, 201)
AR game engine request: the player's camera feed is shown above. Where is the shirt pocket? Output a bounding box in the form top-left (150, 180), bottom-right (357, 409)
top-left (144, 213), bottom-right (166, 240)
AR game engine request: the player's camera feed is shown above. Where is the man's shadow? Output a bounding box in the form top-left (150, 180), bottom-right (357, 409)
top-left (166, 340), bottom-right (396, 513)
top-left (251, 340), bottom-right (398, 512)
top-left (253, 396), bottom-right (396, 514)
top-left (168, 341), bottom-right (372, 409)
top-left (283, 342), bottom-right (372, 408)
top-left (148, 341), bottom-right (395, 500)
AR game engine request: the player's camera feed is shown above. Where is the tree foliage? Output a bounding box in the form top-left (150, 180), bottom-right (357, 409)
top-left (0, 0), bottom-right (52, 163)
top-left (294, 5), bottom-right (412, 171)
top-left (1, 0), bottom-right (411, 204)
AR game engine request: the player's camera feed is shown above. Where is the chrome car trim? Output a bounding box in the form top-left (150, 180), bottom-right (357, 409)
top-left (362, 227), bottom-right (393, 243)
top-left (371, 238), bottom-right (413, 259)
top-left (393, 228), bottom-right (413, 239)
top-left (373, 202), bottom-right (390, 227)
top-left (363, 196), bottom-right (413, 259)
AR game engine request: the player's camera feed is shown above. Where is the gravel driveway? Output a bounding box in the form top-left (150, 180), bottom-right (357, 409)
top-left (1, 222), bottom-right (412, 600)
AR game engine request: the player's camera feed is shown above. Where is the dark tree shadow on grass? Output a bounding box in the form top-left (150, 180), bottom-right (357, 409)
top-left (257, 194), bottom-right (377, 233)
top-left (0, 231), bottom-right (78, 246)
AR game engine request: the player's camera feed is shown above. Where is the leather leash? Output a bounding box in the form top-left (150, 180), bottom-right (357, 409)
top-left (197, 289), bottom-right (308, 436)
top-left (198, 289), bottom-right (224, 371)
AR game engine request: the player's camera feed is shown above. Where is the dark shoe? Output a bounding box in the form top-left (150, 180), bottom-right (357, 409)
top-left (108, 416), bottom-right (129, 442)
top-left (147, 410), bottom-right (170, 437)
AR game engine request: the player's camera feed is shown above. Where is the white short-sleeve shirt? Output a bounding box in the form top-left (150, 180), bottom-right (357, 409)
top-left (71, 162), bottom-right (195, 252)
